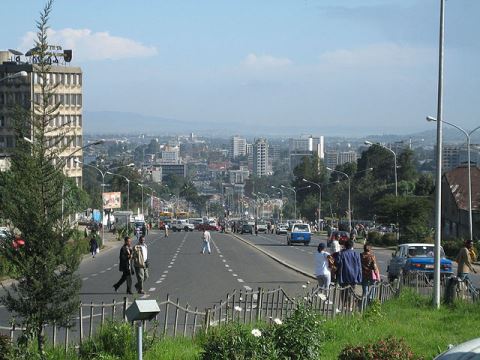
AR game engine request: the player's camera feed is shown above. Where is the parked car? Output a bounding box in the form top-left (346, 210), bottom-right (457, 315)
top-left (275, 223), bottom-right (289, 235)
top-left (387, 243), bottom-right (453, 282)
top-left (328, 230), bottom-right (349, 246)
top-left (171, 219), bottom-right (195, 232)
top-left (241, 224), bottom-right (253, 234)
top-left (435, 337), bottom-right (480, 359)
top-left (287, 223), bottom-right (311, 246)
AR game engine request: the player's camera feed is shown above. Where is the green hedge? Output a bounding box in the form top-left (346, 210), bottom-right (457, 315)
top-left (366, 231), bottom-right (397, 247)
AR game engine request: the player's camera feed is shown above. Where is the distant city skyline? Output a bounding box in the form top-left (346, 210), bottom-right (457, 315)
top-left (2, 0), bottom-right (480, 135)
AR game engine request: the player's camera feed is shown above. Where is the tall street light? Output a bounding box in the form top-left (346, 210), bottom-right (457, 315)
top-left (428, 0), bottom-right (447, 309)
top-left (327, 167), bottom-right (352, 231)
top-left (365, 141), bottom-right (398, 197)
top-left (0, 71), bottom-right (28, 83)
top-left (427, 116), bottom-right (480, 241)
top-left (76, 160), bottom-right (106, 245)
top-left (302, 179), bottom-right (322, 230)
top-left (281, 185), bottom-right (297, 220)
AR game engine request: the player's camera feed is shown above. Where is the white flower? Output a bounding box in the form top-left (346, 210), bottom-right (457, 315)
top-left (303, 297), bottom-right (308, 301)
top-left (302, 284), bottom-right (307, 289)
top-left (307, 281), bottom-right (311, 284)
top-left (239, 297), bottom-right (243, 301)
top-left (251, 329), bottom-right (262, 337)
top-left (234, 306), bottom-right (242, 312)
top-left (273, 318), bottom-right (283, 325)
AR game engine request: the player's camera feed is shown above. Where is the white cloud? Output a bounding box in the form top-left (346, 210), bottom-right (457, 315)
top-left (242, 53), bottom-right (292, 69)
top-left (19, 28), bottom-right (157, 61)
top-left (319, 43), bottom-right (435, 68)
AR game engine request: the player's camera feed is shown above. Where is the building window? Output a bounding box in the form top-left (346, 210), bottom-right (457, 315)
top-left (0, 116), bottom-right (4, 128)
top-left (6, 136), bottom-right (14, 148)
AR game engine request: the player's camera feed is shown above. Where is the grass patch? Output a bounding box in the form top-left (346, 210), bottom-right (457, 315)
top-left (144, 337), bottom-right (202, 360)
top-left (322, 290), bottom-right (480, 358)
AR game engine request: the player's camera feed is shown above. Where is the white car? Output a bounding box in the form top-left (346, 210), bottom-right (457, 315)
top-left (171, 219), bottom-right (195, 232)
top-left (276, 224), bottom-right (288, 235)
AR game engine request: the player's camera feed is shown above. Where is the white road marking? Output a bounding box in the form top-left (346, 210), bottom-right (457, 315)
top-left (225, 264), bottom-right (230, 268)
top-left (228, 269), bottom-right (233, 272)
top-left (237, 279), bottom-right (244, 283)
top-left (100, 270), bottom-right (105, 274)
top-left (222, 259), bottom-right (226, 263)
top-left (156, 280), bottom-right (162, 284)
top-left (163, 270), bottom-right (169, 273)
top-left (233, 274), bottom-right (238, 277)
top-left (107, 267), bottom-right (112, 271)
top-left (244, 286), bottom-right (252, 291)
top-left (148, 287), bottom-right (156, 292)
top-left (113, 263), bottom-right (118, 266)
top-left (168, 265), bottom-right (172, 268)
top-left (92, 274), bottom-right (97, 277)
top-left (82, 277), bottom-right (88, 281)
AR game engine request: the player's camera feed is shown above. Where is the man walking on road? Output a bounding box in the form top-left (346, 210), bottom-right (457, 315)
top-left (164, 223), bottom-right (169, 238)
top-left (335, 240), bottom-right (362, 287)
top-left (113, 237), bottom-right (133, 294)
top-left (133, 235), bottom-right (149, 294)
top-left (201, 229), bottom-right (211, 254)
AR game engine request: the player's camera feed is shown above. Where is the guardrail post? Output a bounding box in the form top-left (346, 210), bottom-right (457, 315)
top-left (255, 287), bottom-right (263, 321)
top-left (79, 303), bottom-right (83, 344)
top-left (204, 309), bottom-right (211, 334)
top-left (123, 297), bottom-right (128, 322)
top-left (332, 285), bottom-right (338, 319)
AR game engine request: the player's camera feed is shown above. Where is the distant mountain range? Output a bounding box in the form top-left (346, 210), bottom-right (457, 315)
top-left (83, 111), bottom-right (480, 143)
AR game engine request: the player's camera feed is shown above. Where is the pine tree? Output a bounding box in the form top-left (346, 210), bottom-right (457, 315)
top-left (0, 1), bottom-right (82, 356)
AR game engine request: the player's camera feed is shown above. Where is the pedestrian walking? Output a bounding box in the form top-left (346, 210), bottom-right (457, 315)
top-left (456, 240), bottom-right (477, 282)
top-left (334, 240), bottom-right (362, 311)
top-left (330, 236), bottom-right (341, 254)
top-left (113, 237), bottom-right (133, 294)
top-left (89, 236), bottom-right (98, 258)
top-left (133, 235), bottom-right (149, 294)
top-left (350, 226), bottom-right (358, 242)
top-left (164, 223), bottom-right (169, 238)
top-left (315, 243), bottom-right (331, 289)
top-left (254, 221), bottom-right (258, 236)
top-left (201, 229), bottom-right (212, 254)
top-left (361, 244), bottom-right (380, 301)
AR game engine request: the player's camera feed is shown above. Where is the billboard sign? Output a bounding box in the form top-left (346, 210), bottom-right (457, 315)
top-left (103, 192), bottom-right (122, 209)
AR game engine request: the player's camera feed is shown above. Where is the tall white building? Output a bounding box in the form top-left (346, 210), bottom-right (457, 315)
top-left (230, 136), bottom-right (247, 159)
top-left (0, 50), bottom-right (83, 185)
top-left (288, 135), bottom-right (324, 159)
top-left (253, 138), bottom-right (269, 177)
top-left (325, 150), bottom-right (357, 169)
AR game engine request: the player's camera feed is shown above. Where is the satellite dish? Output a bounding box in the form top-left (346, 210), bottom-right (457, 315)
top-left (8, 49), bottom-right (23, 56)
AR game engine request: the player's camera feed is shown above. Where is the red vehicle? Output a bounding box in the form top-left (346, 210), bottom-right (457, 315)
top-left (329, 231), bottom-right (349, 246)
top-left (195, 223), bottom-right (221, 231)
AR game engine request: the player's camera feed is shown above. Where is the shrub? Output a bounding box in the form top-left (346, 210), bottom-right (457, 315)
top-left (381, 233), bottom-right (397, 247)
top-left (0, 334), bottom-right (12, 360)
top-left (339, 336), bottom-right (421, 360)
top-left (79, 321), bottom-right (136, 360)
top-left (366, 231), bottom-right (382, 246)
top-left (271, 304), bottom-right (324, 359)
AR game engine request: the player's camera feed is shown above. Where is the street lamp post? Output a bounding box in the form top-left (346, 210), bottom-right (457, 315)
top-left (281, 185), bottom-right (297, 220)
top-left (427, 117), bottom-right (480, 241)
top-left (271, 186), bottom-right (284, 223)
top-left (0, 71), bottom-right (28, 83)
top-left (365, 141), bottom-right (398, 197)
top-left (302, 179), bottom-right (322, 230)
top-left (76, 160), bottom-right (106, 245)
top-left (326, 168), bottom-right (351, 231)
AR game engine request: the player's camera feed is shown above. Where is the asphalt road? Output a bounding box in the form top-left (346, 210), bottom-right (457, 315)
top-left (0, 229), bottom-right (311, 328)
top-left (235, 231), bottom-right (480, 287)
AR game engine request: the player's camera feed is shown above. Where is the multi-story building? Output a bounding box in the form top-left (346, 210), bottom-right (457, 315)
top-left (288, 135), bottom-right (324, 158)
top-left (230, 136), bottom-right (247, 160)
top-left (441, 144), bottom-right (480, 172)
top-left (253, 138), bottom-right (269, 177)
top-left (325, 150), bottom-right (357, 169)
top-left (228, 166), bottom-right (250, 184)
top-left (0, 50), bottom-right (83, 185)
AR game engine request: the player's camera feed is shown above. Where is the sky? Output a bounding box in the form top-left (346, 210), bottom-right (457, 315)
top-left (1, 0), bottom-right (480, 136)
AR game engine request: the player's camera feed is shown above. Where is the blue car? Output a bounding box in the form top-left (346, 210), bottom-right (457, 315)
top-left (387, 243), bottom-right (453, 282)
top-left (287, 223), bottom-right (311, 246)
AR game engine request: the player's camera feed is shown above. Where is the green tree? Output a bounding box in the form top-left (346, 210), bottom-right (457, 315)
top-left (0, 2), bottom-right (82, 356)
top-left (397, 149), bottom-right (418, 182)
top-left (414, 173), bottom-right (434, 196)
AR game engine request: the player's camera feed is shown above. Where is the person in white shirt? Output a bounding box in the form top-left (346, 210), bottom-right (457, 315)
top-left (330, 237), bottom-right (341, 254)
top-left (315, 243), bottom-right (331, 289)
top-left (133, 236), bottom-right (149, 294)
top-left (202, 229), bottom-right (212, 254)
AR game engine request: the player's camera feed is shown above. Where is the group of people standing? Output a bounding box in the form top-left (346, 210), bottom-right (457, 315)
top-left (315, 240), bottom-right (380, 300)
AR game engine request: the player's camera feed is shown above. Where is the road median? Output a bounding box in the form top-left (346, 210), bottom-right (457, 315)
top-left (228, 233), bottom-right (316, 280)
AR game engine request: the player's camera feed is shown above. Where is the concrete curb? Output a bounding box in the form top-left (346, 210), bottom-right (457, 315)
top-left (228, 233), bottom-right (316, 280)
